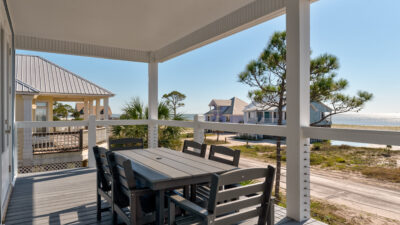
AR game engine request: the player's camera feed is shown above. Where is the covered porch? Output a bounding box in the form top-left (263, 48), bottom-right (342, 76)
top-left (1, 0), bottom-right (399, 224)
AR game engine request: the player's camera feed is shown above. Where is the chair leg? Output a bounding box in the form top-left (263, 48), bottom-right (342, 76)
top-left (130, 193), bottom-right (137, 225)
top-left (96, 192), bottom-right (101, 221)
top-left (112, 210), bottom-right (118, 225)
top-left (168, 198), bottom-right (176, 225)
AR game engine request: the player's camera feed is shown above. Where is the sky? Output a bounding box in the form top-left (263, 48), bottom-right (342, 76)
top-left (17, 0), bottom-right (400, 115)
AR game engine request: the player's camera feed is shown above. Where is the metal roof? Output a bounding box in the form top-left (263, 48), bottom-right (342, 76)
top-left (15, 80), bottom-right (39, 95)
top-left (15, 54), bottom-right (114, 97)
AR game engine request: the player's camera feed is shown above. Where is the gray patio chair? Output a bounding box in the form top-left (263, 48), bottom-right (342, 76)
top-left (109, 137), bottom-right (144, 151)
top-left (182, 140), bottom-right (207, 199)
top-left (196, 145), bottom-right (241, 204)
top-left (182, 140), bottom-right (207, 158)
top-left (93, 146), bottom-right (113, 221)
top-left (167, 166), bottom-right (276, 225)
top-left (209, 145), bottom-right (241, 167)
top-left (106, 151), bottom-right (157, 225)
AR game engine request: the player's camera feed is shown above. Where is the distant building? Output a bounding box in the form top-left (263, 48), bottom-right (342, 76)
top-left (243, 101), bottom-right (332, 127)
top-left (205, 97), bottom-right (248, 123)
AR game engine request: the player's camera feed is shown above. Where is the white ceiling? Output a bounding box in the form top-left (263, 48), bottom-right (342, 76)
top-left (9, 0), bottom-right (254, 52)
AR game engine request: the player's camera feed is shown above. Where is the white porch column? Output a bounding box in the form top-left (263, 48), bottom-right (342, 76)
top-left (89, 99), bottom-right (94, 116)
top-left (285, 0), bottom-right (311, 222)
top-left (148, 61), bottom-right (158, 148)
top-left (22, 95), bottom-right (33, 166)
top-left (84, 98), bottom-right (89, 120)
top-left (88, 115), bottom-right (96, 168)
top-left (103, 97), bottom-right (109, 120)
top-left (95, 98), bottom-right (101, 120)
top-left (193, 114), bottom-right (205, 144)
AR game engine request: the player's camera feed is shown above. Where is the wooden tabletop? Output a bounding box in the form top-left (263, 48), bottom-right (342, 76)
top-left (115, 147), bottom-right (237, 190)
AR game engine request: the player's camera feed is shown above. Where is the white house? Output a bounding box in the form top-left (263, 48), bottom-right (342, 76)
top-left (244, 102), bottom-right (332, 127)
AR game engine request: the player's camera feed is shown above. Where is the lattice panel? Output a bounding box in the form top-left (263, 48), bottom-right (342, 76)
top-left (19, 161), bottom-right (84, 174)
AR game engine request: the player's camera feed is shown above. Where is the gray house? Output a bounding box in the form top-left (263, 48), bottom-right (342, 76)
top-left (244, 101), bottom-right (332, 127)
top-left (205, 97), bottom-right (248, 123)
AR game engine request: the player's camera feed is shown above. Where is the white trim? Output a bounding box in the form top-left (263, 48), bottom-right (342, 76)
top-left (155, 120), bottom-right (195, 128)
top-left (303, 127), bottom-right (400, 146)
top-left (15, 120), bottom-right (88, 128)
top-left (12, 119), bottom-right (400, 147)
top-left (15, 35), bottom-right (150, 62)
top-left (148, 62), bottom-right (158, 148)
top-left (96, 119), bottom-right (148, 126)
top-left (285, 0), bottom-right (311, 221)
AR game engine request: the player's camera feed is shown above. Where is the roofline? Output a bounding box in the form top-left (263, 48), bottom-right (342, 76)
top-left (17, 92), bottom-right (114, 97)
top-left (16, 54), bottom-right (115, 96)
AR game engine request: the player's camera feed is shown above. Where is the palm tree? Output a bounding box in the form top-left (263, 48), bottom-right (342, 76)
top-left (112, 97), bottom-right (183, 149)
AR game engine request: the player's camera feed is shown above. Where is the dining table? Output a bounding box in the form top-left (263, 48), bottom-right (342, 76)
top-left (114, 147), bottom-right (238, 225)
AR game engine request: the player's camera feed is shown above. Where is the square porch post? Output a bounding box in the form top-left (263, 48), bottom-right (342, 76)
top-left (285, 0), bottom-right (311, 222)
top-left (148, 61), bottom-right (158, 148)
top-left (103, 97), bottom-right (109, 120)
top-left (22, 95), bottom-right (33, 166)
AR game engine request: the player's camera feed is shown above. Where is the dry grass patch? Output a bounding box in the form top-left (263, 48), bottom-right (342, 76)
top-left (361, 167), bottom-right (400, 183)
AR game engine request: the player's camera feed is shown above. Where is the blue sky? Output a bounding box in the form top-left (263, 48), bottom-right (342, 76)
top-left (17, 0), bottom-right (400, 115)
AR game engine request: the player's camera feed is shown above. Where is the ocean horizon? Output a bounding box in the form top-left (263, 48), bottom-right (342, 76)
top-left (113, 113), bottom-right (400, 127)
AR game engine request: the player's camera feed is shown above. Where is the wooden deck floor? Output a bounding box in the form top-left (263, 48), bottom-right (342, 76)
top-left (5, 168), bottom-right (325, 225)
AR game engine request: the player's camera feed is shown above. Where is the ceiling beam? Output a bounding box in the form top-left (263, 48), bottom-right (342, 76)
top-left (15, 35), bottom-right (151, 62)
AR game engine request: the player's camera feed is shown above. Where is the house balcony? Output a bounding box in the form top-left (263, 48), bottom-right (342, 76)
top-left (247, 118), bottom-right (287, 125)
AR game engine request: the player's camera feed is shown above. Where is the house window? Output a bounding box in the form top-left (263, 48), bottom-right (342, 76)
top-left (226, 116), bottom-right (230, 122)
top-left (35, 102), bottom-right (48, 132)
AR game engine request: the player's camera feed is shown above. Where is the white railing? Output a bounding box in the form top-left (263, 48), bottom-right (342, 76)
top-left (15, 115), bottom-right (400, 165)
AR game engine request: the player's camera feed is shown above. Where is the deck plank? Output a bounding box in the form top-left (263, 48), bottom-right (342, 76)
top-left (5, 168), bottom-right (325, 225)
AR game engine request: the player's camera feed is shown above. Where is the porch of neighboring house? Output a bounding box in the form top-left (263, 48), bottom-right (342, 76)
top-left (15, 54), bottom-right (114, 173)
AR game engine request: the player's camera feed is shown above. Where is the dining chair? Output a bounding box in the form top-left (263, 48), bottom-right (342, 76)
top-left (208, 145), bottom-right (241, 167)
top-left (182, 140), bottom-right (207, 158)
top-left (181, 140), bottom-right (207, 199)
top-left (106, 151), bottom-right (156, 225)
top-left (109, 137), bottom-right (144, 151)
top-left (196, 145), bottom-right (241, 204)
top-left (167, 166), bottom-right (276, 225)
top-left (93, 146), bottom-right (113, 221)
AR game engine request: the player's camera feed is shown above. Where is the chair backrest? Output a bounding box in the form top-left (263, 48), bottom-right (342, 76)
top-left (182, 140), bottom-right (207, 158)
top-left (207, 166), bottom-right (275, 225)
top-left (209, 145), bottom-right (240, 167)
top-left (106, 152), bottom-right (137, 199)
top-left (109, 137), bottom-right (144, 151)
top-left (93, 146), bottom-right (113, 191)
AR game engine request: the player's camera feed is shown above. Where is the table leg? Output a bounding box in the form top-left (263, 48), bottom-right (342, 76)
top-left (156, 190), bottom-right (165, 225)
top-left (190, 184), bottom-right (197, 202)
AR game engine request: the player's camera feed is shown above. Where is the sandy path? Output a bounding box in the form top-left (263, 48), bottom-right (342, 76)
top-left (239, 156), bottom-right (400, 221)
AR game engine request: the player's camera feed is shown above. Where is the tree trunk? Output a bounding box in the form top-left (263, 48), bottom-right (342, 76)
top-left (274, 86), bottom-right (285, 202)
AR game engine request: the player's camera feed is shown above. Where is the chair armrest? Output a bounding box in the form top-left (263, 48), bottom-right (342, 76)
top-left (168, 194), bottom-right (209, 219)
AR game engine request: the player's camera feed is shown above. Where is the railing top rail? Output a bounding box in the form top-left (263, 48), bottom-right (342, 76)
top-left (16, 120), bottom-right (88, 128)
top-left (303, 126), bottom-right (400, 146)
top-left (95, 119), bottom-right (148, 126)
top-left (15, 118), bottom-right (400, 146)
